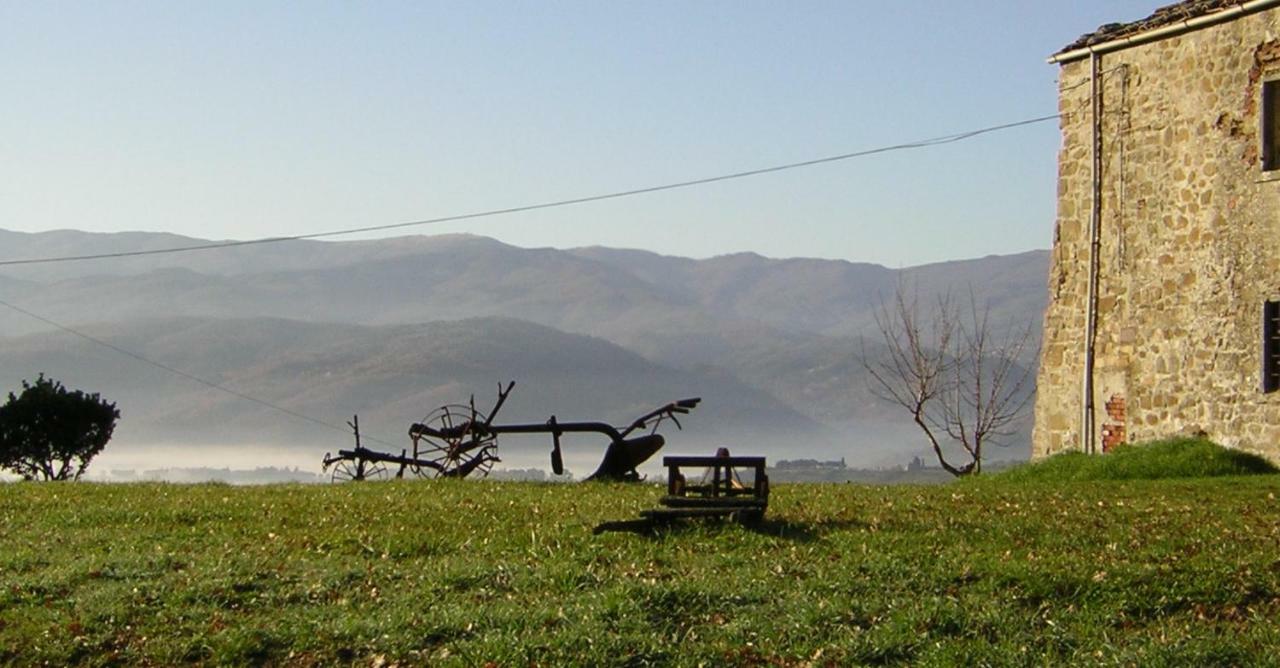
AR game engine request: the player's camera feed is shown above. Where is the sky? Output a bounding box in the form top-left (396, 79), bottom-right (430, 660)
top-left (1, 1), bottom-right (1163, 267)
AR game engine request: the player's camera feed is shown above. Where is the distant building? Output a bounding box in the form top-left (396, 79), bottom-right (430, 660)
top-left (774, 457), bottom-right (846, 470)
top-left (1035, 1), bottom-right (1280, 460)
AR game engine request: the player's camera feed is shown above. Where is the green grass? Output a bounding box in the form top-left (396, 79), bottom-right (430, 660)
top-left (1, 472), bottom-right (1279, 665)
top-left (993, 437), bottom-right (1279, 483)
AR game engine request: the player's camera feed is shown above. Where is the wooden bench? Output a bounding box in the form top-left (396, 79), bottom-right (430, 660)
top-left (643, 455), bottom-right (768, 524)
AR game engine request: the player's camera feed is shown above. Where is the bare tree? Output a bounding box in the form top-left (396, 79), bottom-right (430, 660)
top-left (861, 286), bottom-right (1036, 476)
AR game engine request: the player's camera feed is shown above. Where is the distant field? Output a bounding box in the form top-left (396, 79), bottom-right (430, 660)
top-left (2, 475), bottom-right (1279, 665)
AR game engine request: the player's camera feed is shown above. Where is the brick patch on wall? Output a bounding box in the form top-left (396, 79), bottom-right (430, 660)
top-left (1102, 394), bottom-right (1126, 453)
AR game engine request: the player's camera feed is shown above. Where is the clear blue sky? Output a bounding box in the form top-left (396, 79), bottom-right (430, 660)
top-left (1, 1), bottom-right (1159, 266)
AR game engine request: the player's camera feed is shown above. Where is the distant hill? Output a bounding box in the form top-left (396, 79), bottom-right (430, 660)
top-left (0, 229), bottom-right (1047, 469)
top-left (569, 246), bottom-right (1048, 340)
top-left (0, 229), bottom-right (1047, 342)
top-left (569, 247), bottom-right (897, 336)
top-left (0, 228), bottom-right (477, 280)
top-left (0, 317), bottom-right (856, 467)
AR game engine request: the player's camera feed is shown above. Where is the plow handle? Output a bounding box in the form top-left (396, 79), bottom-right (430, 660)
top-left (620, 397), bottom-right (703, 438)
top-left (484, 381), bottom-right (516, 428)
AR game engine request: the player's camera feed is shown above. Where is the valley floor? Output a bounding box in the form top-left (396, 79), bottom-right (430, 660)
top-left (1, 477), bottom-right (1278, 665)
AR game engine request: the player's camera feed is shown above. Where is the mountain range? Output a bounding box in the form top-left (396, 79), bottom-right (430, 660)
top-left (0, 228), bottom-right (1049, 473)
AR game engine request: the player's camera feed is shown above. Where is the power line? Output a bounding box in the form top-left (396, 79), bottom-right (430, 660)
top-left (0, 295), bottom-right (402, 449)
top-left (0, 114), bottom-right (1062, 268)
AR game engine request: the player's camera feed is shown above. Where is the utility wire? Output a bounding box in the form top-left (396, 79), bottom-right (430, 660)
top-left (0, 113), bottom-right (1062, 451)
top-left (0, 114), bottom-right (1062, 268)
top-left (1059, 64), bottom-right (1128, 93)
top-left (0, 295), bottom-right (402, 449)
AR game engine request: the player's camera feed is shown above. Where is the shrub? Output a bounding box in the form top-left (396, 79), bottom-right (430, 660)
top-left (0, 374), bottom-right (120, 480)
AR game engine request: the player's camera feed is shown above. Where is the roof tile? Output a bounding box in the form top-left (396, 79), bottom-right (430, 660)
top-left (1058, 0), bottom-right (1246, 54)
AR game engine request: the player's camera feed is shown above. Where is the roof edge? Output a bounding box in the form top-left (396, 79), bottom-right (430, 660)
top-left (1050, 0), bottom-right (1280, 64)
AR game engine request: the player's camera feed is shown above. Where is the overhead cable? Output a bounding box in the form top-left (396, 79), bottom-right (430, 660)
top-left (0, 114), bottom-right (1062, 268)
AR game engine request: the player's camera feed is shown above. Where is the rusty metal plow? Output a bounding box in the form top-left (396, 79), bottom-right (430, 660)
top-left (322, 382), bottom-right (699, 482)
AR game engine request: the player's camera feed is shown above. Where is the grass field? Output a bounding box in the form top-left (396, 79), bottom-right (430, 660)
top-left (2, 445), bottom-right (1279, 665)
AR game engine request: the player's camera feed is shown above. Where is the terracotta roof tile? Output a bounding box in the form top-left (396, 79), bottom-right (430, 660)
top-left (1058, 0), bottom-right (1246, 54)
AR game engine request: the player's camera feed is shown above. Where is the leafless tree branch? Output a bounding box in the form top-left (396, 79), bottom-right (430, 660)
top-left (861, 282), bottom-right (1037, 477)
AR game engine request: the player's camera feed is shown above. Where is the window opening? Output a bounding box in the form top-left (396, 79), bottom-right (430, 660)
top-left (1264, 300), bottom-right (1280, 393)
top-left (1263, 80), bottom-right (1280, 171)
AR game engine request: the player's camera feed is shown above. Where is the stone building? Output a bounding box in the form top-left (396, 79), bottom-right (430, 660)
top-left (1034, 0), bottom-right (1280, 460)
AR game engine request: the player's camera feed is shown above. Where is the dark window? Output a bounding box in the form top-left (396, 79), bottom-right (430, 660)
top-left (1264, 80), bottom-right (1280, 171)
top-left (1264, 300), bottom-right (1280, 393)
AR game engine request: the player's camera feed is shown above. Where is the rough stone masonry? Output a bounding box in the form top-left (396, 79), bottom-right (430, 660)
top-left (1035, 5), bottom-right (1280, 461)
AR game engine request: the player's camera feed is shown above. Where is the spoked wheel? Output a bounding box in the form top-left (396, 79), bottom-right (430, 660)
top-left (329, 458), bottom-right (390, 483)
top-left (410, 404), bottom-right (500, 479)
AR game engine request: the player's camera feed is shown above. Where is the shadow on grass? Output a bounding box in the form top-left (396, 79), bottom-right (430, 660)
top-left (594, 516), bottom-right (868, 542)
top-left (751, 517), bottom-right (872, 542)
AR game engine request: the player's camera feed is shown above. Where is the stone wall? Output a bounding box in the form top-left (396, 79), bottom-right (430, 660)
top-left (1034, 11), bottom-right (1280, 461)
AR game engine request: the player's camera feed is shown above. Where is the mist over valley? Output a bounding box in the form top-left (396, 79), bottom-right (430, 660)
top-left (0, 228), bottom-right (1047, 478)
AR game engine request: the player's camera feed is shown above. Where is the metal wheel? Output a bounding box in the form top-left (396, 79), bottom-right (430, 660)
top-left (410, 404), bottom-right (500, 479)
top-left (330, 458), bottom-right (390, 483)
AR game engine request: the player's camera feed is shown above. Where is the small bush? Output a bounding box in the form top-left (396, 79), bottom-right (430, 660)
top-left (992, 437), bottom-right (1278, 482)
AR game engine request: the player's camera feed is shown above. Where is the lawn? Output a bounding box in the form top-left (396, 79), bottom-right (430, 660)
top-left (1, 459), bottom-right (1279, 665)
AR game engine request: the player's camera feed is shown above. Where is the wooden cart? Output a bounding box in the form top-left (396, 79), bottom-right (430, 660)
top-left (639, 455), bottom-right (769, 525)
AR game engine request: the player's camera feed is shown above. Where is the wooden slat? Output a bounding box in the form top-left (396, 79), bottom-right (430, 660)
top-left (640, 507), bottom-right (739, 519)
top-left (659, 496), bottom-right (766, 509)
top-left (662, 456), bottom-right (766, 467)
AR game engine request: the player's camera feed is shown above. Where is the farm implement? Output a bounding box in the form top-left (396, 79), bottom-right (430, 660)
top-left (322, 382), bottom-right (700, 482)
top-left (593, 450), bottom-right (771, 533)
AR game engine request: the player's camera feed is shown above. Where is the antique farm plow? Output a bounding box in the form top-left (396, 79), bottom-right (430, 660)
top-left (322, 382), bottom-right (700, 482)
